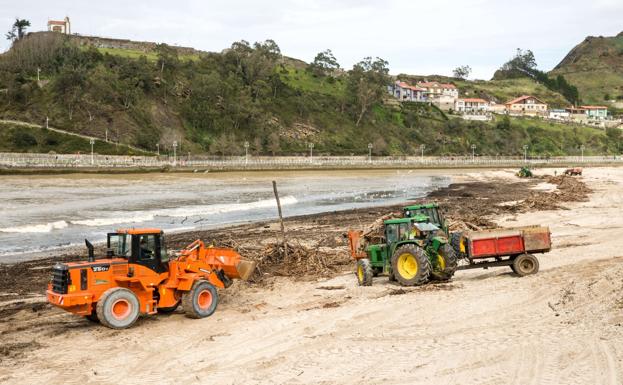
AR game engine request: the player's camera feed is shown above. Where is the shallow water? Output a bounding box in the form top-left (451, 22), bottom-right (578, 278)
top-left (0, 169), bottom-right (453, 262)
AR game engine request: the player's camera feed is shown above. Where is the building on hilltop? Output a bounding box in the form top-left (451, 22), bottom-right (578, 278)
top-left (579, 105), bottom-right (608, 119)
top-left (417, 81), bottom-right (459, 111)
top-left (505, 95), bottom-right (548, 116)
top-left (48, 17), bottom-right (71, 34)
top-left (455, 98), bottom-right (489, 113)
top-left (387, 81), bottom-right (426, 102)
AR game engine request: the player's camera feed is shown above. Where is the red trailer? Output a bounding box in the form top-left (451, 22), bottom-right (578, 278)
top-left (455, 226), bottom-right (551, 276)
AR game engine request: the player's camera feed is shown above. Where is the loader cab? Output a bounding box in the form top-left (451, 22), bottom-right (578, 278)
top-left (107, 229), bottom-right (169, 273)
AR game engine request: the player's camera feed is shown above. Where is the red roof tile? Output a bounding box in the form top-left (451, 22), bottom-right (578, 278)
top-left (505, 95), bottom-right (546, 105)
top-left (580, 105), bottom-right (608, 109)
top-left (461, 98), bottom-right (488, 103)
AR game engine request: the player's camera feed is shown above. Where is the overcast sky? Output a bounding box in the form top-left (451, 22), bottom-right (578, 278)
top-left (1, 0), bottom-right (622, 79)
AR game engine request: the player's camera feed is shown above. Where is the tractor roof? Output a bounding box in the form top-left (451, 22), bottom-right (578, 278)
top-left (116, 228), bottom-right (163, 235)
top-left (384, 218), bottom-right (414, 225)
top-left (403, 203), bottom-right (439, 210)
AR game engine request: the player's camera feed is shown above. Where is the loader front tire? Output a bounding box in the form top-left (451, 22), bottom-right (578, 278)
top-left (182, 280), bottom-right (219, 319)
top-left (391, 244), bottom-right (430, 286)
top-left (355, 259), bottom-right (373, 286)
top-left (430, 243), bottom-right (458, 281)
top-left (96, 288), bottom-right (140, 329)
top-left (513, 254), bottom-right (539, 277)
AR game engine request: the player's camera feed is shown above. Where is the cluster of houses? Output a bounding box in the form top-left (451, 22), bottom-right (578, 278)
top-left (388, 80), bottom-right (617, 127)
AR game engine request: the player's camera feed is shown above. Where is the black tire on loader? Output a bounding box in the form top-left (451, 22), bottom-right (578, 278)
top-left (430, 243), bottom-right (458, 281)
top-left (96, 287), bottom-right (141, 329)
top-left (391, 244), bottom-right (430, 286)
top-left (512, 254), bottom-right (539, 277)
top-left (182, 280), bottom-right (219, 319)
top-left (355, 259), bottom-right (373, 286)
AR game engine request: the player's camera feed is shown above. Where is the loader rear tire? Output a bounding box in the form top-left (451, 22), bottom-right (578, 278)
top-left (391, 244), bottom-right (430, 286)
top-left (96, 288), bottom-right (140, 330)
top-left (182, 280), bottom-right (219, 319)
top-left (430, 243), bottom-right (458, 281)
top-left (355, 259), bottom-right (373, 286)
top-left (513, 254), bottom-right (539, 277)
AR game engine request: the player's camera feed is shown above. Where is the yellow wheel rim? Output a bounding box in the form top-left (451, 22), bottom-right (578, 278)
top-left (437, 254), bottom-right (446, 271)
top-left (357, 265), bottom-right (364, 282)
top-left (397, 253), bottom-right (418, 279)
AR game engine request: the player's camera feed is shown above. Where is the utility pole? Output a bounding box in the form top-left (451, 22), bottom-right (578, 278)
top-left (368, 143), bottom-right (373, 164)
top-left (173, 141), bottom-right (178, 166)
top-left (244, 141), bottom-right (249, 165)
top-left (37, 67), bottom-right (40, 82)
top-left (523, 144), bottom-right (529, 162)
top-left (308, 142), bottom-right (314, 164)
top-left (420, 144), bottom-right (426, 162)
top-left (89, 138), bottom-right (95, 165)
top-left (45, 116), bottom-right (49, 129)
top-left (471, 144), bottom-right (476, 162)
top-left (156, 143), bottom-right (160, 156)
top-left (580, 144), bottom-right (585, 162)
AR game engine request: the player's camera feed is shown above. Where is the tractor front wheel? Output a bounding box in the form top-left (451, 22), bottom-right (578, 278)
top-left (182, 280), bottom-right (219, 319)
top-left (96, 288), bottom-right (140, 329)
top-left (512, 254), bottom-right (539, 276)
top-left (430, 243), bottom-right (458, 281)
top-left (391, 245), bottom-right (430, 286)
top-left (355, 259), bottom-right (373, 286)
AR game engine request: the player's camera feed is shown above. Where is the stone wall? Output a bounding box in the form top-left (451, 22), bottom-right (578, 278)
top-left (30, 31), bottom-right (203, 56)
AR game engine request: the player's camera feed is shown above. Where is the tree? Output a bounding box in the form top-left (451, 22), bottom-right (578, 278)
top-left (453, 65), bottom-right (472, 80)
top-left (308, 49), bottom-right (340, 77)
top-left (347, 57), bottom-right (390, 126)
top-left (6, 19), bottom-right (30, 42)
top-left (493, 48), bottom-right (537, 79)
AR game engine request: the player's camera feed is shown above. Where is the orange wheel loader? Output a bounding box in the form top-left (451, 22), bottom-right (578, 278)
top-left (46, 228), bottom-right (256, 329)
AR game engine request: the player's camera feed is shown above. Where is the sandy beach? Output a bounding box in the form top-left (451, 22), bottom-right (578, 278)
top-left (1, 167), bottom-right (622, 384)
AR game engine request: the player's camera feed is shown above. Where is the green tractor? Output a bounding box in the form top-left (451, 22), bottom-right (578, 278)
top-left (348, 204), bottom-right (457, 286)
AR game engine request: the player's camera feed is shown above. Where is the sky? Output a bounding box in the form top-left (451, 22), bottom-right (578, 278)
top-left (1, 0), bottom-right (622, 79)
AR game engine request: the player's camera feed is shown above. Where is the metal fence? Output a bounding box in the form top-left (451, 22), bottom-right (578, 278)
top-left (0, 152), bottom-right (620, 169)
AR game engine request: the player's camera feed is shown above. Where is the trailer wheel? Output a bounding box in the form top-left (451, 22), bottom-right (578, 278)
top-left (355, 259), bottom-right (373, 286)
top-left (430, 243), bottom-right (458, 281)
top-left (182, 280), bottom-right (219, 319)
top-left (391, 244), bottom-right (430, 286)
top-left (96, 288), bottom-right (140, 329)
top-left (512, 254), bottom-right (539, 276)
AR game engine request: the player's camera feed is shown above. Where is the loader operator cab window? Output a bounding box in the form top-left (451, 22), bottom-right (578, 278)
top-left (108, 234), bottom-right (131, 258)
top-left (139, 235), bottom-right (156, 260)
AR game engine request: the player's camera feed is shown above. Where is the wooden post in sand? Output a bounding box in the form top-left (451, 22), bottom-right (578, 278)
top-left (272, 181), bottom-right (288, 259)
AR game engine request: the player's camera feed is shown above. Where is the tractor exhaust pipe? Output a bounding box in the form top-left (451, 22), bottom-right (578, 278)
top-left (85, 239), bottom-right (95, 262)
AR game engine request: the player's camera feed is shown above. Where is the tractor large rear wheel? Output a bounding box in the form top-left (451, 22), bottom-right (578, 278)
top-left (355, 259), bottom-right (373, 286)
top-left (391, 244), bottom-right (430, 286)
top-left (513, 254), bottom-right (539, 277)
top-left (430, 243), bottom-right (458, 281)
top-left (96, 288), bottom-right (140, 329)
top-left (182, 280), bottom-right (219, 319)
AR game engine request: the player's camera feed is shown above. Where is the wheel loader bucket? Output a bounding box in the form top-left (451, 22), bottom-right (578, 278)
top-left (236, 259), bottom-right (257, 281)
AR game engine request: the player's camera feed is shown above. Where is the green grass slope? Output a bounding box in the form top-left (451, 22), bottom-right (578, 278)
top-left (550, 32), bottom-right (623, 104)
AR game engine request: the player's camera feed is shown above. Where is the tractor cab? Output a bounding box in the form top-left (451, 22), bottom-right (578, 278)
top-left (107, 228), bottom-right (169, 273)
top-left (403, 203), bottom-right (448, 234)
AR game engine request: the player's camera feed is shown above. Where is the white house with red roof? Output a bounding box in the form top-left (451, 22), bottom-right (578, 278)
top-left (416, 81), bottom-right (459, 99)
top-left (505, 95), bottom-right (548, 116)
top-left (47, 17), bottom-right (71, 34)
top-left (388, 81), bottom-right (426, 102)
top-left (580, 105), bottom-right (608, 119)
top-left (455, 98), bottom-right (489, 113)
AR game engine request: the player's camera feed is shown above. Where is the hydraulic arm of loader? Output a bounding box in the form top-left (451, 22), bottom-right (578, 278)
top-left (178, 240), bottom-right (257, 281)
top-left (347, 230), bottom-right (367, 260)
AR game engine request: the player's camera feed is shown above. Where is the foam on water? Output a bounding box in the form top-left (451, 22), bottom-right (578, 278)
top-left (0, 220), bottom-right (69, 234)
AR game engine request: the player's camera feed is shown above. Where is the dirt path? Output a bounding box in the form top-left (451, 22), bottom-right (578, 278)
top-left (1, 167), bottom-right (622, 384)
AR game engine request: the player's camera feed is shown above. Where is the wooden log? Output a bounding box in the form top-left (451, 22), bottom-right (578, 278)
top-left (272, 180), bottom-right (288, 260)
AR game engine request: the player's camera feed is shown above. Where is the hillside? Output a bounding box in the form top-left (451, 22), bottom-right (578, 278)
top-left (0, 32), bottom-right (619, 157)
top-left (550, 32), bottom-right (623, 105)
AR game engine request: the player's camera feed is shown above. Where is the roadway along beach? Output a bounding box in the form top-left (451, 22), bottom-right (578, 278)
top-left (1, 167), bottom-right (622, 384)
